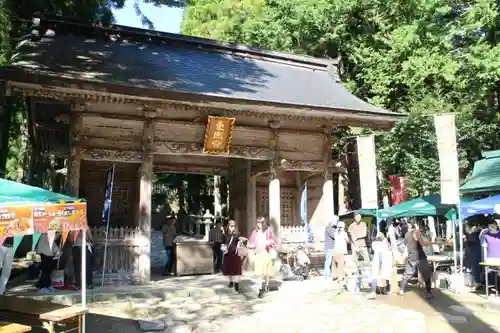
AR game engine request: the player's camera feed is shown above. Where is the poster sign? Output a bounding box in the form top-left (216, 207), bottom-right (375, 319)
top-left (434, 114), bottom-right (460, 204)
top-left (357, 135), bottom-right (378, 209)
top-left (203, 116), bottom-right (235, 154)
top-left (0, 205), bottom-right (34, 237)
top-left (388, 175), bottom-right (407, 205)
top-left (102, 166), bottom-right (115, 226)
top-left (33, 202), bottom-right (87, 233)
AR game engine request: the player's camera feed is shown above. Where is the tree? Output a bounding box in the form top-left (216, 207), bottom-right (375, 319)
top-left (182, 0), bottom-right (500, 199)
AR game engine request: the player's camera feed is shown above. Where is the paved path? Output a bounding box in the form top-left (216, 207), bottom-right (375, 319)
top-left (73, 274), bottom-right (500, 333)
top-left (85, 276), bottom-right (430, 333)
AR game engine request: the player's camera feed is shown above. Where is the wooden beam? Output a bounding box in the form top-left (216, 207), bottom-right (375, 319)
top-left (154, 164), bottom-right (227, 176)
top-left (250, 159), bottom-right (342, 177)
top-left (155, 141), bottom-right (273, 160)
top-left (34, 122), bottom-right (67, 132)
top-left (249, 161), bottom-right (269, 178)
top-left (82, 115), bottom-right (327, 138)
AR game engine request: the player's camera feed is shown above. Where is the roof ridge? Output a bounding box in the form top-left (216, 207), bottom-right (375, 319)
top-left (32, 16), bottom-right (336, 70)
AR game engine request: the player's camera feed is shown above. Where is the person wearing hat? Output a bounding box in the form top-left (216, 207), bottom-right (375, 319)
top-left (348, 212), bottom-right (370, 262)
top-left (332, 221), bottom-right (350, 284)
top-left (324, 217), bottom-right (338, 280)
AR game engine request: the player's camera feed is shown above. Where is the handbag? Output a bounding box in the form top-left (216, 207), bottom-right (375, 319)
top-left (268, 248), bottom-right (278, 260)
top-left (236, 242), bottom-right (248, 258)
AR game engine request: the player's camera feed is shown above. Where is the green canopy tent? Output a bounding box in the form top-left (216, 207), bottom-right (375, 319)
top-left (0, 178), bottom-right (80, 204)
top-left (339, 208), bottom-right (390, 219)
top-left (386, 194), bottom-right (473, 220)
top-left (460, 151), bottom-right (500, 194)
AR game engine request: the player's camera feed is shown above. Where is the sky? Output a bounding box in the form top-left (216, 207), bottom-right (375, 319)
top-left (112, 2), bottom-right (184, 33)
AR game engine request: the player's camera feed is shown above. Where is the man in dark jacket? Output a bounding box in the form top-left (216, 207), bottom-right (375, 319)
top-left (324, 217), bottom-right (338, 280)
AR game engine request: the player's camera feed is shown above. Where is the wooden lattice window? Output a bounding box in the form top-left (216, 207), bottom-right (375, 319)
top-left (257, 188), bottom-right (269, 218)
top-left (281, 189), bottom-right (294, 226)
top-left (256, 188), bottom-right (294, 226)
top-left (113, 185), bottom-right (130, 214)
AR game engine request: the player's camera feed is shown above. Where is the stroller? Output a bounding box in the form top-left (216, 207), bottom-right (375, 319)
top-left (280, 244), bottom-right (312, 281)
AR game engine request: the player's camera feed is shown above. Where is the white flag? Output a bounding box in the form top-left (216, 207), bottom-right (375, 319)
top-left (357, 135), bottom-right (378, 209)
top-left (434, 113), bottom-right (460, 204)
top-left (47, 231), bottom-right (56, 249)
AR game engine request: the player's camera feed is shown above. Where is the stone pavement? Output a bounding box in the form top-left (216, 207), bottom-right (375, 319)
top-left (11, 273), bottom-right (500, 333)
top-left (86, 276), bottom-right (429, 333)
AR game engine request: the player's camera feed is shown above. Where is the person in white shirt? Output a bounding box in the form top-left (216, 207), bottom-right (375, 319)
top-left (36, 233), bottom-right (60, 290)
top-left (71, 229), bottom-right (93, 289)
top-left (332, 221), bottom-right (350, 284)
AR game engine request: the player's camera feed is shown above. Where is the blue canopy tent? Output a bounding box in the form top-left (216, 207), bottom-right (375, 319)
top-left (460, 194), bottom-right (500, 220)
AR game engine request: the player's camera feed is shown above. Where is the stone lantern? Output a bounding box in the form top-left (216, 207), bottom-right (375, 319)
top-left (202, 209), bottom-right (214, 240)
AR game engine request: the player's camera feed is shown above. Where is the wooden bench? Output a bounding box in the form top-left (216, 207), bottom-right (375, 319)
top-left (0, 296), bottom-right (86, 333)
top-left (0, 322), bottom-right (31, 333)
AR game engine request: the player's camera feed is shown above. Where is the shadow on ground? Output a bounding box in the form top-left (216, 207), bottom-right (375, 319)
top-left (383, 287), bottom-right (500, 333)
top-left (86, 275), bottom-right (279, 333)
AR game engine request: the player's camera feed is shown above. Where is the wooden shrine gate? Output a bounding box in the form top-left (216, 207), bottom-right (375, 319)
top-left (0, 17), bottom-right (400, 283)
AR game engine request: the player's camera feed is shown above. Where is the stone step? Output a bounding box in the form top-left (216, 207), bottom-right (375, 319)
top-left (8, 275), bottom-right (283, 305)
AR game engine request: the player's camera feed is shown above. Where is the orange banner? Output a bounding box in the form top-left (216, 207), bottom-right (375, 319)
top-left (61, 230), bottom-right (69, 247)
top-left (33, 203), bottom-right (88, 233)
top-left (203, 116), bottom-right (235, 154)
top-left (0, 205), bottom-right (34, 237)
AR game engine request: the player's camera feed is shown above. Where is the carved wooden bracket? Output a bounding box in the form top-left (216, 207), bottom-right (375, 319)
top-left (81, 148), bottom-right (143, 163)
top-left (268, 120), bottom-right (281, 180)
top-left (155, 164), bottom-right (227, 176)
top-left (154, 141), bottom-right (273, 160)
top-left (142, 119), bottom-right (155, 153)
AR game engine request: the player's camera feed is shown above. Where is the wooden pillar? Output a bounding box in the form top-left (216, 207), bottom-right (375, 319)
top-left (135, 110), bottom-right (155, 283)
top-left (322, 126), bottom-right (335, 220)
top-left (295, 172), bottom-right (302, 225)
top-left (64, 105), bottom-right (83, 286)
top-left (246, 160), bottom-right (257, 236)
top-left (213, 175), bottom-right (222, 218)
top-left (67, 108), bottom-right (82, 196)
top-left (338, 172), bottom-right (348, 214)
top-left (268, 121), bottom-right (281, 240)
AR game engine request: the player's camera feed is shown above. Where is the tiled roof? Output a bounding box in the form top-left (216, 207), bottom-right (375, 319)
top-left (5, 19), bottom-right (393, 116)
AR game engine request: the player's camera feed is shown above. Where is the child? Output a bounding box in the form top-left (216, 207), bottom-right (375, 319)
top-left (367, 232), bottom-right (393, 299)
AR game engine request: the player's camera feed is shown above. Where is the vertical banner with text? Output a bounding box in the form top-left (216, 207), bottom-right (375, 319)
top-left (102, 165), bottom-right (115, 226)
top-left (357, 135), bottom-right (378, 209)
top-left (434, 114), bottom-right (460, 204)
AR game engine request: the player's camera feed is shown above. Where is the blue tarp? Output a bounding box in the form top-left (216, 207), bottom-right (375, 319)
top-left (460, 194), bottom-right (500, 220)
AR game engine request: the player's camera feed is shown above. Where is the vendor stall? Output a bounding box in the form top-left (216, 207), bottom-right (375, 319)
top-left (0, 178), bottom-right (89, 333)
top-left (460, 194), bottom-right (500, 220)
top-left (385, 194), bottom-right (476, 291)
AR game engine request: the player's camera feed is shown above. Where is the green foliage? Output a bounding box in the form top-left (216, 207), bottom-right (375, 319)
top-left (4, 97), bottom-right (28, 181)
top-left (182, 0), bottom-right (500, 198)
top-left (154, 173), bottom-right (217, 215)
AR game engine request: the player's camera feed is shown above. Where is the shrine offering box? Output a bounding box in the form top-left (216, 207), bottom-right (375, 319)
top-left (174, 236), bottom-right (214, 276)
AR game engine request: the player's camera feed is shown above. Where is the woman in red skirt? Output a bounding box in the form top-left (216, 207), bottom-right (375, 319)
top-left (222, 220), bottom-right (244, 292)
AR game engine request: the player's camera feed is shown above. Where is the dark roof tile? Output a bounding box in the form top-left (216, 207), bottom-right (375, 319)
top-left (6, 20), bottom-right (392, 116)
